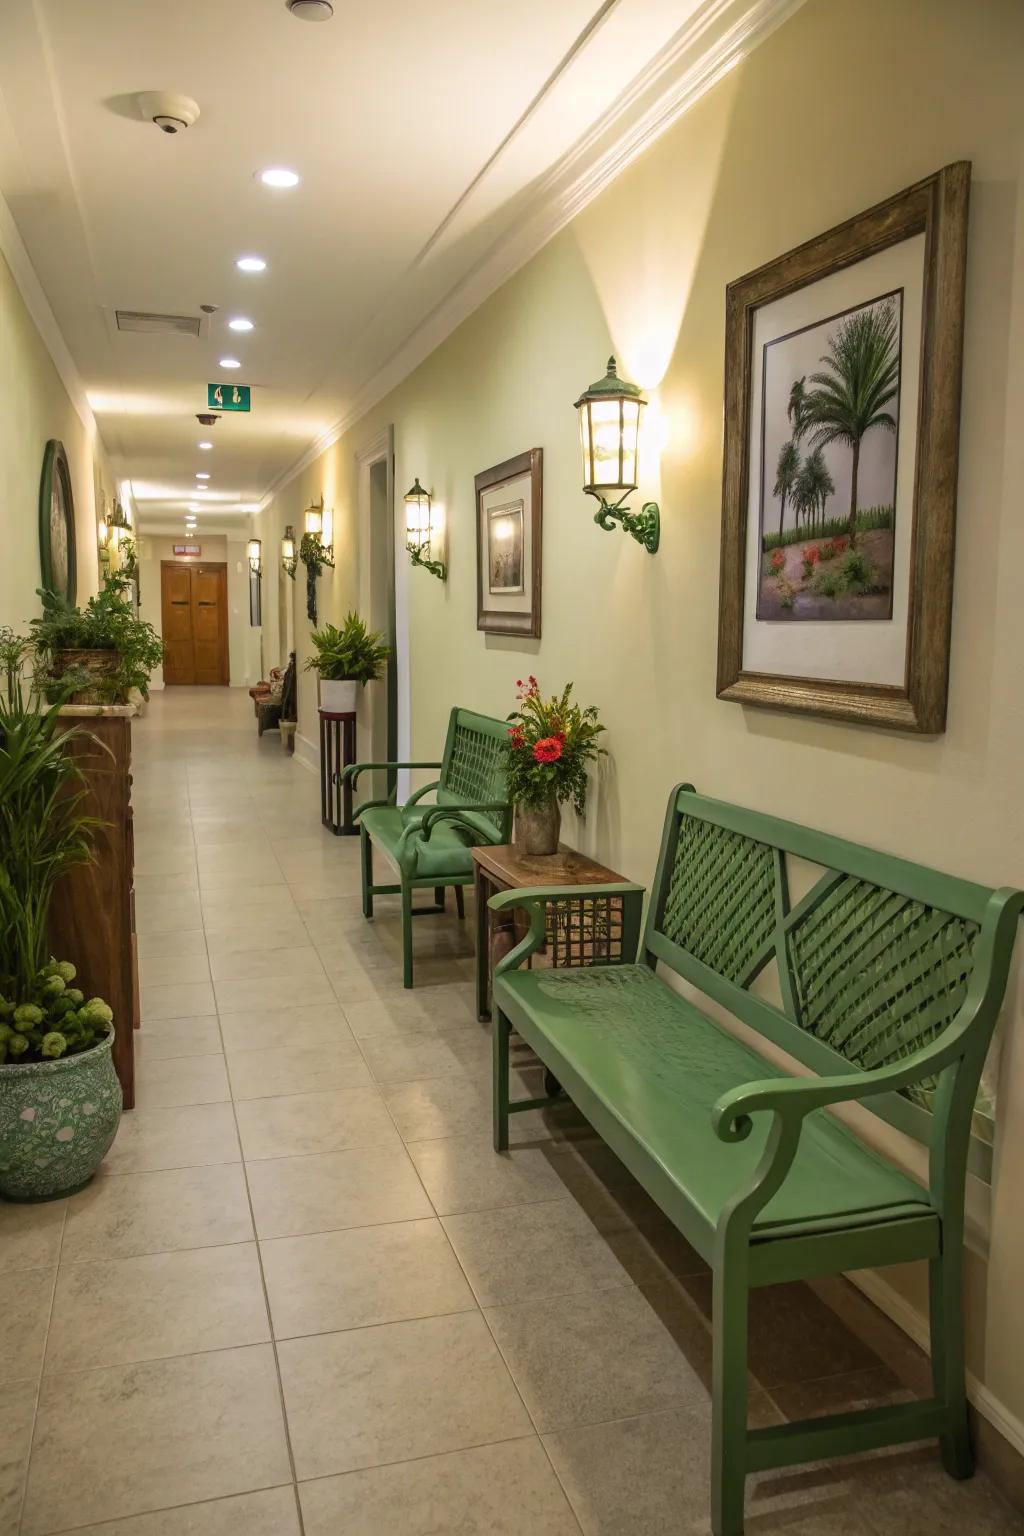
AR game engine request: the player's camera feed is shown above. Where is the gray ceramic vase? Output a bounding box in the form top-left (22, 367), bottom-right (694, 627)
top-left (0, 1030), bottom-right (122, 1202)
top-left (515, 796), bottom-right (561, 856)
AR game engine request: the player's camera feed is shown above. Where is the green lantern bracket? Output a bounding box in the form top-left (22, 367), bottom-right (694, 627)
top-left (591, 493), bottom-right (661, 554)
top-left (408, 541), bottom-right (446, 581)
top-left (575, 355), bottom-right (662, 556)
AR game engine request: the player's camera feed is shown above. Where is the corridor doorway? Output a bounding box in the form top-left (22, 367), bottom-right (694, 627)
top-left (160, 562), bottom-right (229, 685)
top-left (356, 427), bottom-right (406, 803)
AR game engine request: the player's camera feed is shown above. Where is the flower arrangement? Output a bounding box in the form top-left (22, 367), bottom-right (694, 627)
top-left (504, 676), bottom-right (605, 817)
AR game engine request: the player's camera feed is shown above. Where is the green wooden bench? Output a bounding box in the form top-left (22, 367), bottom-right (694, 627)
top-left (344, 706), bottom-right (511, 988)
top-left (490, 784), bottom-right (1022, 1535)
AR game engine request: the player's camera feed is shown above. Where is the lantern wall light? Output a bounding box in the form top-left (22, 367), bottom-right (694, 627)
top-left (299, 495), bottom-right (335, 623)
top-left (403, 478), bottom-right (446, 581)
top-left (573, 356), bottom-right (660, 554)
top-left (281, 525), bottom-right (297, 578)
top-left (247, 539), bottom-right (262, 576)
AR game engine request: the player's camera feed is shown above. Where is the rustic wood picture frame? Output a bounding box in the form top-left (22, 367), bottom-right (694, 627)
top-left (475, 448), bottom-right (543, 638)
top-left (716, 162), bottom-right (970, 732)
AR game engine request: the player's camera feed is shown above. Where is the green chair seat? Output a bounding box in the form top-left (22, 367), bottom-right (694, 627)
top-left (360, 805), bottom-right (479, 880)
top-left (496, 964), bottom-right (932, 1245)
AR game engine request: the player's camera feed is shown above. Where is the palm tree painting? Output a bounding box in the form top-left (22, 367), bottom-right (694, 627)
top-left (757, 290), bottom-right (901, 622)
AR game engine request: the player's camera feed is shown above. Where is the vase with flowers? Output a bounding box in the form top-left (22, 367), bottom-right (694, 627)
top-left (504, 676), bottom-right (605, 855)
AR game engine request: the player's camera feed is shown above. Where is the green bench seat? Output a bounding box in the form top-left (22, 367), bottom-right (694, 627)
top-left (491, 784), bottom-right (1023, 1535)
top-left (344, 706), bottom-right (511, 987)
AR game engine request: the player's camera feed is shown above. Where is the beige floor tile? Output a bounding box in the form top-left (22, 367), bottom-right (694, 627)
top-left (287, 875), bottom-right (363, 903)
top-left (383, 1072), bottom-right (586, 1146)
top-left (218, 1004), bottom-right (353, 1054)
top-left (832, 1445), bottom-right (1024, 1535)
top-left (130, 849), bottom-right (197, 878)
top-left (262, 1218), bottom-right (474, 1338)
top-left (140, 980), bottom-right (216, 1021)
top-left (135, 1053), bottom-right (231, 1109)
top-left (202, 896), bottom-right (299, 932)
top-left (47, 1244), bottom-right (269, 1371)
top-left (63, 1163), bottom-right (253, 1262)
top-left (135, 893), bottom-right (204, 934)
top-left (0, 1199), bottom-right (65, 1275)
top-left (203, 917), bottom-right (310, 956)
top-left (227, 1042), bottom-right (369, 1100)
top-left (360, 1027), bottom-right (491, 1085)
top-left (136, 928), bottom-right (208, 960)
top-left (298, 1438), bottom-right (578, 1536)
top-left (103, 1102), bottom-right (239, 1175)
top-left (137, 953), bottom-right (211, 988)
top-left (407, 1133), bottom-right (574, 1215)
top-left (68, 1486), bottom-right (302, 1535)
top-left (485, 1284), bottom-right (708, 1432)
top-left (246, 1145), bottom-right (432, 1239)
top-left (341, 987), bottom-right (477, 1038)
top-left (234, 1086), bottom-right (398, 1160)
top-left (0, 1268), bottom-right (54, 1383)
top-left (134, 872), bottom-right (200, 896)
top-left (214, 973), bottom-right (336, 1013)
top-left (0, 1378), bottom-right (38, 1534)
top-left (278, 1311), bottom-right (531, 1481)
top-left (209, 944), bottom-right (325, 982)
top-left (22, 1345), bottom-right (290, 1534)
top-left (443, 1197), bottom-right (634, 1307)
top-left (138, 1017), bottom-right (224, 1061)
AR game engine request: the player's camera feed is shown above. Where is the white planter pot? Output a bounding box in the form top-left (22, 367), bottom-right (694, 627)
top-left (320, 678), bottom-right (359, 713)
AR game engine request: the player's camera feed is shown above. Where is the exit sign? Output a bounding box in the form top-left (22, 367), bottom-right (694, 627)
top-left (208, 383), bottom-right (251, 412)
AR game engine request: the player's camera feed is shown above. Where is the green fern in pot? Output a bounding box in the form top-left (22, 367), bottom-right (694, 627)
top-left (305, 612), bottom-right (390, 712)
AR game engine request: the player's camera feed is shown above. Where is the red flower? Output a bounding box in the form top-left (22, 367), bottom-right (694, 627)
top-left (533, 736), bottom-right (563, 764)
top-left (507, 726), bottom-right (525, 749)
top-left (802, 545), bottom-right (821, 564)
top-left (770, 549), bottom-right (785, 570)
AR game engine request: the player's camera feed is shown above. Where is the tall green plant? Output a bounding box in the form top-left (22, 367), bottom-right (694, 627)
top-left (31, 575), bottom-right (163, 701)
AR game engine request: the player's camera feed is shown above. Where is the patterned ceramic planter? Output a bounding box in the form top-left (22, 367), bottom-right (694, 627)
top-left (0, 1030), bottom-right (122, 1202)
top-left (515, 797), bottom-right (561, 856)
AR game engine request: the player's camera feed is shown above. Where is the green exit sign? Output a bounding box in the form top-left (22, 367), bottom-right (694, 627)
top-left (208, 383), bottom-right (251, 412)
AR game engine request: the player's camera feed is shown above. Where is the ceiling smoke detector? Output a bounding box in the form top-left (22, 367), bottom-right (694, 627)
top-left (196, 413), bottom-right (220, 427)
top-left (286, 0), bottom-right (334, 19)
top-left (136, 92), bottom-right (200, 135)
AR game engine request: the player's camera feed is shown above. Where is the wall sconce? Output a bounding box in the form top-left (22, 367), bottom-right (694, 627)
top-left (97, 518), bottom-right (111, 563)
top-left (574, 356), bottom-right (660, 554)
top-left (299, 495), bottom-right (335, 623)
top-left (281, 525), bottom-right (297, 578)
top-left (403, 478), bottom-right (446, 580)
top-left (247, 539), bottom-right (263, 576)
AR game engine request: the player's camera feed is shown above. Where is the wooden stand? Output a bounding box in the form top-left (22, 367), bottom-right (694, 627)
top-left (49, 705), bottom-right (138, 1109)
top-left (471, 842), bottom-right (628, 1022)
top-left (319, 708), bottom-right (358, 836)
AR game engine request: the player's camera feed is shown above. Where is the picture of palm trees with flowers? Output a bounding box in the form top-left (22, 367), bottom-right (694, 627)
top-left (757, 290), bottom-right (902, 621)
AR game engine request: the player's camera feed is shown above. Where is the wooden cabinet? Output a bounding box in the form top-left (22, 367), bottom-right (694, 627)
top-left (48, 706), bottom-right (137, 1109)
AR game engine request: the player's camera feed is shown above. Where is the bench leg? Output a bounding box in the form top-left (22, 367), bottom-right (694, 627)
top-left (434, 887), bottom-right (446, 910)
top-left (493, 1010), bottom-right (511, 1152)
top-left (930, 1245), bottom-right (973, 1478)
top-left (401, 884), bottom-right (414, 989)
top-left (360, 828), bottom-right (374, 920)
top-left (711, 1259), bottom-right (749, 1536)
top-left (455, 885), bottom-right (465, 920)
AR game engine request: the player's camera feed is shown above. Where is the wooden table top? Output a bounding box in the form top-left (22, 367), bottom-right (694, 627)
top-left (471, 841), bottom-right (626, 889)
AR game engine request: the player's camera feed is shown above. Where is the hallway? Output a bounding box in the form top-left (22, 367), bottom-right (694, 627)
top-left (0, 688), bottom-right (1018, 1536)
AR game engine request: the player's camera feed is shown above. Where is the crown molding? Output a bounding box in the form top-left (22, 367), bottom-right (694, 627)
top-left (259, 0), bottom-right (804, 510)
top-left (0, 185), bottom-right (95, 437)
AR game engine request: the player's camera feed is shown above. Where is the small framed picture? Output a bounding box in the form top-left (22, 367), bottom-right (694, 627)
top-left (476, 448), bottom-right (542, 637)
top-left (717, 162), bottom-right (970, 732)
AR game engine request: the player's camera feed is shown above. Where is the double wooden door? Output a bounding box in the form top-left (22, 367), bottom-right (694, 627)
top-left (160, 562), bottom-right (229, 685)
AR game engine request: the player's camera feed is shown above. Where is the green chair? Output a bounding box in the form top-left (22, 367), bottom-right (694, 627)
top-left (490, 783), bottom-right (1023, 1534)
top-left (343, 707), bottom-right (512, 987)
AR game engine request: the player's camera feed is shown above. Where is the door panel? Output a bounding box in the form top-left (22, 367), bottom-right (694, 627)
top-left (191, 568), bottom-right (227, 684)
top-left (160, 563), bottom-right (228, 685)
top-left (161, 565), bottom-right (195, 685)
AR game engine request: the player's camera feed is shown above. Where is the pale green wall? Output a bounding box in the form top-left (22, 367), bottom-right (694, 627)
top-left (257, 0), bottom-right (1024, 1433)
top-left (0, 247), bottom-right (106, 629)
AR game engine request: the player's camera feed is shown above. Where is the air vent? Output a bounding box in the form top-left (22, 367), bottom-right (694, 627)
top-left (115, 310), bottom-right (201, 336)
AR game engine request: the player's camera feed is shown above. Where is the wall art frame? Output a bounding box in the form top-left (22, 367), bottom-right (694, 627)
top-left (475, 448), bottom-right (543, 638)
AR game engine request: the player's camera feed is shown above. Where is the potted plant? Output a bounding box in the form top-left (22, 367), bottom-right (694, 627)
top-left (305, 611), bottom-right (390, 712)
top-left (504, 676), bottom-right (606, 855)
top-left (31, 574), bottom-right (163, 705)
top-left (0, 630), bottom-right (121, 1200)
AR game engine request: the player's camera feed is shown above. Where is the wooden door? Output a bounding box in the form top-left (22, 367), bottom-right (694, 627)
top-left (160, 563), bottom-right (229, 685)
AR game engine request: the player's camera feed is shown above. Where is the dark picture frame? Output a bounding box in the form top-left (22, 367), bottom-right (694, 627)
top-left (475, 448), bottom-right (542, 638)
top-left (717, 162), bottom-right (970, 732)
top-left (39, 438), bottom-right (77, 604)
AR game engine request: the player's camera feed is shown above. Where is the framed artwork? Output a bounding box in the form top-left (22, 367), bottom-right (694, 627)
top-left (476, 448), bottom-right (542, 637)
top-left (39, 439), bottom-right (77, 604)
top-left (717, 162), bottom-right (970, 732)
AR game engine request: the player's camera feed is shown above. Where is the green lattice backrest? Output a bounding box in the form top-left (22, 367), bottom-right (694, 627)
top-left (437, 708), bottom-right (510, 840)
top-left (646, 786), bottom-right (1016, 1173)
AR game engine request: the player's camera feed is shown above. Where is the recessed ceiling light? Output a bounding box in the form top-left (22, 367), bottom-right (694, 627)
top-left (195, 472), bottom-right (210, 480)
top-left (236, 256), bottom-right (267, 273)
top-left (228, 317), bottom-right (254, 332)
top-left (257, 167), bottom-right (300, 189)
top-left (219, 357), bottom-right (242, 370)
top-left (287, 0), bottom-right (334, 19)
top-left (198, 441), bottom-right (213, 450)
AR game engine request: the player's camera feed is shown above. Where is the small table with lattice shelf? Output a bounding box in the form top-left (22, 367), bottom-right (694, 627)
top-left (319, 709), bottom-right (358, 836)
top-left (471, 842), bottom-right (630, 1024)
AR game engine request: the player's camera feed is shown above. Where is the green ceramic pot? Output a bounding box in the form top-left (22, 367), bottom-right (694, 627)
top-left (0, 1029), bottom-right (122, 1202)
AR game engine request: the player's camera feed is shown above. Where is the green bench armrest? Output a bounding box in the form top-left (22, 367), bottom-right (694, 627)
top-left (489, 883), bottom-right (646, 975)
top-left (405, 779), bottom-right (441, 808)
top-left (341, 760), bottom-right (443, 789)
top-left (419, 802), bottom-right (511, 839)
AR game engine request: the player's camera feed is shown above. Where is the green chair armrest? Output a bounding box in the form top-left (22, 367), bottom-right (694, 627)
top-left (405, 779), bottom-right (441, 808)
top-left (489, 883), bottom-right (646, 975)
top-left (340, 760), bottom-right (443, 789)
top-left (419, 802), bottom-right (510, 838)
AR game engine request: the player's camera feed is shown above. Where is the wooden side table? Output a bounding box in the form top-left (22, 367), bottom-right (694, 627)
top-left (319, 708), bottom-right (358, 835)
top-left (471, 842), bottom-right (629, 1022)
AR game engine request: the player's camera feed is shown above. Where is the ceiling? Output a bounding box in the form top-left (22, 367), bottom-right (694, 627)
top-left (0, 0), bottom-right (795, 536)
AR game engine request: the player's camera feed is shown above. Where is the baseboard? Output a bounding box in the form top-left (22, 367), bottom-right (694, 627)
top-left (293, 731), bottom-right (318, 774)
top-left (849, 1269), bottom-right (1024, 1467)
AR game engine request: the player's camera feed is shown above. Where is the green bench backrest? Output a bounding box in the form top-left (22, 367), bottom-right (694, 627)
top-left (437, 707), bottom-right (510, 840)
top-left (645, 786), bottom-right (1020, 1180)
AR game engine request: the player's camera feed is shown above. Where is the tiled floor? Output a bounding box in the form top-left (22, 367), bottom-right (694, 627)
top-left (2, 687), bottom-right (1021, 1535)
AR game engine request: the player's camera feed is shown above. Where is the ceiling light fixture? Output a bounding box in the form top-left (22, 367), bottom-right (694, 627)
top-left (257, 167), bottom-right (300, 189)
top-left (286, 0), bottom-right (334, 20)
top-left (196, 473), bottom-right (210, 480)
top-left (219, 357), bottom-right (242, 369)
top-left (198, 441), bottom-right (213, 451)
top-left (236, 256), bottom-right (267, 273)
top-left (228, 317), bottom-right (254, 332)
